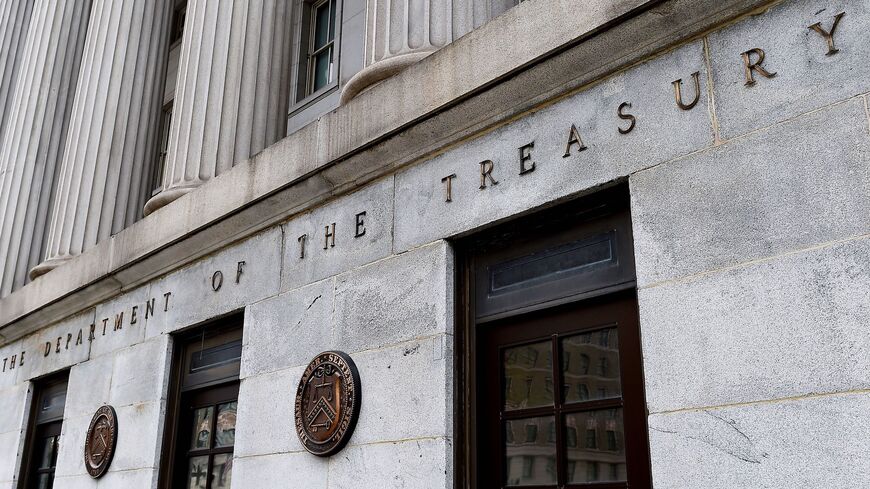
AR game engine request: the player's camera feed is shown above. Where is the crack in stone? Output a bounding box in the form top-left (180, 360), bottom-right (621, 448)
top-left (650, 413), bottom-right (769, 465)
top-left (294, 295), bottom-right (322, 329)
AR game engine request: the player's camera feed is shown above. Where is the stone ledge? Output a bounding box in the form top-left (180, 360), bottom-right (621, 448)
top-left (0, 0), bottom-right (776, 343)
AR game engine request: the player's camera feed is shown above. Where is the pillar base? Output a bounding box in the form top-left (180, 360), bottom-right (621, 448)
top-left (143, 185), bottom-right (199, 216)
top-left (340, 51), bottom-right (434, 104)
top-left (29, 256), bottom-right (72, 280)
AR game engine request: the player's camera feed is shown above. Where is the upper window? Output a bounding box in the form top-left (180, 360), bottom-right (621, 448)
top-left (295, 0), bottom-right (338, 103)
top-left (308, 0), bottom-right (337, 94)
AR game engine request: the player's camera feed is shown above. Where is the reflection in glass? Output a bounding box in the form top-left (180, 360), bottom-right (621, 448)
top-left (562, 328), bottom-right (621, 403)
top-left (215, 402), bottom-right (237, 447)
top-left (565, 409), bottom-right (626, 483)
top-left (190, 407), bottom-right (213, 450)
top-left (211, 453), bottom-right (233, 489)
top-left (505, 416), bottom-right (557, 486)
top-left (36, 473), bottom-right (52, 489)
top-left (187, 455), bottom-right (209, 489)
top-left (504, 341), bottom-right (553, 411)
top-left (38, 435), bottom-right (57, 469)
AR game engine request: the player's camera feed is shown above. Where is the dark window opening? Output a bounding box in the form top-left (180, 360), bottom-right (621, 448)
top-left (160, 316), bottom-right (242, 489)
top-left (19, 372), bottom-right (69, 489)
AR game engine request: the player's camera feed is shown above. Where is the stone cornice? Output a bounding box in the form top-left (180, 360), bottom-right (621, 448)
top-left (0, 0), bottom-right (777, 343)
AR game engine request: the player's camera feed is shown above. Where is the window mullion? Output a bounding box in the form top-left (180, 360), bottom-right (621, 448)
top-left (552, 334), bottom-right (567, 487)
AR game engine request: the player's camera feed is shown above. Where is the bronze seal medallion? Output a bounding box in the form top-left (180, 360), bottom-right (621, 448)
top-left (295, 351), bottom-right (361, 456)
top-left (84, 405), bottom-right (118, 478)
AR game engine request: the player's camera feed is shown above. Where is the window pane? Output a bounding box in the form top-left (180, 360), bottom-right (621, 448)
top-left (561, 328), bottom-right (621, 403)
top-left (313, 49), bottom-right (332, 92)
top-left (314, 2), bottom-right (330, 50)
top-left (565, 409), bottom-right (626, 484)
top-left (504, 341), bottom-right (553, 411)
top-left (187, 455), bottom-right (209, 489)
top-left (36, 473), bottom-right (52, 489)
top-left (211, 453), bottom-right (233, 489)
top-left (37, 435), bottom-right (57, 469)
top-left (505, 416), bottom-right (557, 487)
top-left (190, 339), bottom-right (242, 374)
top-left (215, 402), bottom-right (237, 447)
top-left (328, 0), bottom-right (336, 40)
top-left (190, 407), bottom-right (214, 450)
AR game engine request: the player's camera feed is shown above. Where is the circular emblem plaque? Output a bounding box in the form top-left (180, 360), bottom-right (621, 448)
top-left (295, 351), bottom-right (361, 456)
top-left (84, 405), bottom-right (117, 478)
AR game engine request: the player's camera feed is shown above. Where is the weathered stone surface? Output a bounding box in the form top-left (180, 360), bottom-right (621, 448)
top-left (52, 468), bottom-right (157, 489)
top-left (394, 41), bottom-right (713, 252)
top-left (349, 336), bottom-right (451, 445)
top-left (639, 237), bottom-right (870, 413)
top-left (233, 452), bottom-right (328, 488)
top-left (108, 336), bottom-right (171, 407)
top-left (146, 227), bottom-right (282, 336)
top-left (329, 437), bottom-right (451, 489)
top-left (234, 366), bottom-right (305, 458)
top-left (0, 429), bottom-right (24, 485)
top-left (708, 0), bottom-right (870, 139)
top-left (0, 382), bottom-right (28, 434)
top-left (56, 402), bottom-right (163, 477)
top-left (281, 177), bottom-right (394, 292)
top-left (648, 392), bottom-right (870, 488)
top-left (64, 353), bottom-right (113, 418)
top-left (241, 279), bottom-right (333, 379)
top-left (333, 241), bottom-right (453, 352)
top-left (630, 99), bottom-right (870, 286)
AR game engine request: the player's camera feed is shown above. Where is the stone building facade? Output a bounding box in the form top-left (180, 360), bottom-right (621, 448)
top-left (0, 0), bottom-right (867, 488)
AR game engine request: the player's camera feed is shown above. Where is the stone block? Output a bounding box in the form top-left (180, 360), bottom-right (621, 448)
top-left (648, 392), bottom-right (870, 488)
top-left (64, 354), bottom-right (114, 419)
top-left (333, 242), bottom-right (453, 353)
top-left (349, 336), bottom-right (451, 445)
top-left (56, 403), bottom-right (163, 477)
top-left (328, 437), bottom-right (451, 489)
top-left (234, 452), bottom-right (329, 489)
top-left (146, 227), bottom-right (282, 336)
top-left (241, 279), bottom-right (334, 379)
top-left (108, 336), bottom-right (172, 407)
top-left (281, 177), bottom-right (394, 292)
top-left (394, 40), bottom-right (713, 252)
top-left (234, 366), bottom-right (305, 458)
top-left (0, 382), bottom-right (30, 434)
top-left (0, 429), bottom-right (24, 485)
top-left (90, 285), bottom-right (152, 359)
top-left (52, 468), bottom-right (157, 489)
top-left (18, 308), bottom-right (94, 381)
top-left (639, 237), bottom-right (870, 413)
top-left (0, 338), bottom-right (29, 388)
top-left (630, 99), bottom-right (870, 286)
top-left (708, 0), bottom-right (870, 139)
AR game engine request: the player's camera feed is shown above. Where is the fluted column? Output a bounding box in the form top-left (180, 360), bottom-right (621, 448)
top-left (31, 0), bottom-right (173, 278)
top-left (0, 0), bottom-right (36, 143)
top-left (0, 0), bottom-right (91, 296)
top-left (340, 0), bottom-right (456, 103)
top-left (143, 0), bottom-right (292, 216)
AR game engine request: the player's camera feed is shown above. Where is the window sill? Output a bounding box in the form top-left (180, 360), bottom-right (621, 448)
top-left (288, 81), bottom-right (339, 117)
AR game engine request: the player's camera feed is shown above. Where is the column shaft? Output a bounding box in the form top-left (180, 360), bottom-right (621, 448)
top-left (144, 0), bottom-right (291, 216)
top-left (0, 0), bottom-right (91, 295)
top-left (0, 0), bottom-right (35, 142)
top-left (32, 0), bottom-right (173, 278)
